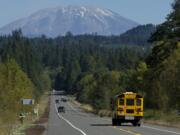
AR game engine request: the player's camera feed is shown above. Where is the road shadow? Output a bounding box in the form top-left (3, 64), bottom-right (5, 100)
top-left (117, 124), bottom-right (133, 127)
top-left (90, 124), bottom-right (112, 127)
top-left (90, 123), bottom-right (133, 127)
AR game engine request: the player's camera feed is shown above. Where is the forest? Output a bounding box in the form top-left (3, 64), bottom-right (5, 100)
top-left (0, 0), bottom-right (179, 126)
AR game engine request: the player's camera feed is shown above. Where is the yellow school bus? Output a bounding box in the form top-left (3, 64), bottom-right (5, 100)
top-left (111, 92), bottom-right (143, 126)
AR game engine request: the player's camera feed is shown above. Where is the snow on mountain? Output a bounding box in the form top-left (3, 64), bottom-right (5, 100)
top-left (0, 6), bottom-right (139, 37)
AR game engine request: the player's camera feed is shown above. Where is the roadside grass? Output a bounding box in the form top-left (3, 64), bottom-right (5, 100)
top-left (68, 96), bottom-right (112, 117)
top-left (98, 110), bottom-right (112, 117)
top-left (0, 92), bottom-right (50, 135)
top-left (0, 110), bottom-right (18, 135)
top-left (68, 96), bottom-right (93, 113)
top-left (143, 109), bottom-right (180, 128)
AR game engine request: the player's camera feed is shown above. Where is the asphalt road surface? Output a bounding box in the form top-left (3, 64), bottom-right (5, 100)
top-left (46, 95), bottom-right (180, 135)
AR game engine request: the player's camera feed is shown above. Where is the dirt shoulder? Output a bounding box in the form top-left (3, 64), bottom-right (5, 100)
top-left (24, 93), bottom-right (50, 135)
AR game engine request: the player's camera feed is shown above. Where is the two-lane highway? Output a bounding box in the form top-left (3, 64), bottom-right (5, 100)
top-left (46, 95), bottom-right (180, 135)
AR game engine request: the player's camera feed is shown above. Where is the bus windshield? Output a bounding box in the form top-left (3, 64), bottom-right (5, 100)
top-left (126, 99), bottom-right (134, 106)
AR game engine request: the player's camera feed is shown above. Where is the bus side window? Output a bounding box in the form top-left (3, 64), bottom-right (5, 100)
top-left (136, 98), bottom-right (141, 106)
top-left (119, 98), bottom-right (124, 105)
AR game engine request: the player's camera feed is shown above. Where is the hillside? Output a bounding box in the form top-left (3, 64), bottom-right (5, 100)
top-left (0, 6), bottom-right (138, 37)
top-left (119, 24), bottom-right (156, 46)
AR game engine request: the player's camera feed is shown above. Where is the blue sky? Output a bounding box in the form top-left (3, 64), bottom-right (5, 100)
top-left (0, 0), bottom-right (172, 27)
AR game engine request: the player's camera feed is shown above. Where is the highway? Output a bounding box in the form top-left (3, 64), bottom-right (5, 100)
top-left (46, 95), bottom-right (180, 135)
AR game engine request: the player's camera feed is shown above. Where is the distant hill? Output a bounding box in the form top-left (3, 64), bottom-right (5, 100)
top-left (118, 24), bottom-right (156, 46)
top-left (76, 24), bottom-right (156, 46)
top-left (0, 6), bottom-right (139, 37)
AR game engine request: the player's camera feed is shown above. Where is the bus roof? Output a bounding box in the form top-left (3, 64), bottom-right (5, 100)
top-left (114, 92), bottom-right (142, 99)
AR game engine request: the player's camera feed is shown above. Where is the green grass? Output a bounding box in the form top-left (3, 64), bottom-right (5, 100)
top-left (144, 109), bottom-right (180, 128)
top-left (0, 92), bottom-right (49, 135)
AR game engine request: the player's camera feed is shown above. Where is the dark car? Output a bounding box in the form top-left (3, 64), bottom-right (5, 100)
top-left (55, 99), bottom-right (59, 104)
top-left (58, 106), bottom-right (65, 113)
top-left (61, 98), bottom-right (67, 102)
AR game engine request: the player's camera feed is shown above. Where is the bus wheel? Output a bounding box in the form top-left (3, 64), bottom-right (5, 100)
top-left (112, 119), bottom-right (117, 126)
top-left (117, 121), bottom-right (121, 126)
top-left (132, 122), bottom-right (137, 126)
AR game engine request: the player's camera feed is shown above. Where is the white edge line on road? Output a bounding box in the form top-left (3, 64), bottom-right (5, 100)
top-left (142, 125), bottom-right (180, 135)
top-left (54, 103), bottom-right (87, 135)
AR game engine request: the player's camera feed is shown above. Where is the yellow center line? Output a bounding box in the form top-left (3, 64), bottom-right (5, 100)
top-left (113, 126), bottom-right (141, 135)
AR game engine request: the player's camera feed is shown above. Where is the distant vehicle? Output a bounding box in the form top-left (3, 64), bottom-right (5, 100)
top-left (58, 106), bottom-right (65, 113)
top-left (61, 98), bottom-right (67, 102)
top-left (55, 99), bottom-right (59, 104)
top-left (111, 92), bottom-right (143, 126)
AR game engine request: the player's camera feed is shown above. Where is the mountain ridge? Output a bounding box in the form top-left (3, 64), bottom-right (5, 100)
top-left (0, 5), bottom-right (139, 37)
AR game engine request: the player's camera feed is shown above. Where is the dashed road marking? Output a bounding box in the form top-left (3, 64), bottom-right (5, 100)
top-left (113, 126), bottom-right (141, 135)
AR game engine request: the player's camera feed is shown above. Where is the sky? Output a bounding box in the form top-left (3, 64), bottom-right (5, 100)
top-left (0, 0), bottom-right (172, 27)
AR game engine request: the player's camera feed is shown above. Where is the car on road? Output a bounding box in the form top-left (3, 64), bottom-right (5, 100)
top-left (58, 106), bottom-right (65, 113)
top-left (61, 98), bottom-right (67, 102)
top-left (55, 99), bottom-right (59, 104)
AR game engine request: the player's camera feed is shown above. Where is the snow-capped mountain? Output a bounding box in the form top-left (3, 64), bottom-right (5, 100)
top-left (0, 6), bottom-right (139, 37)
